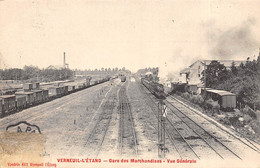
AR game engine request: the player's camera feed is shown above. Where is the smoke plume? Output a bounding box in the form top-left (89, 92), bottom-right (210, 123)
top-left (209, 18), bottom-right (259, 59)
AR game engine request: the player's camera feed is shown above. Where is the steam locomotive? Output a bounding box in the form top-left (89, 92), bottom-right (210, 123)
top-left (141, 72), bottom-right (165, 99)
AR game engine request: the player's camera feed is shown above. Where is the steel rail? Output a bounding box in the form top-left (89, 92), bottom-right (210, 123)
top-left (136, 78), bottom-right (183, 158)
top-left (165, 116), bottom-right (200, 159)
top-left (95, 100), bottom-right (114, 158)
top-left (0, 83), bottom-right (109, 127)
top-left (119, 86), bottom-right (138, 155)
top-left (119, 90), bottom-right (124, 154)
top-left (136, 78), bottom-right (197, 158)
top-left (124, 91), bottom-right (138, 155)
top-left (170, 95), bottom-right (260, 153)
top-left (166, 98), bottom-right (242, 160)
top-left (165, 100), bottom-right (224, 159)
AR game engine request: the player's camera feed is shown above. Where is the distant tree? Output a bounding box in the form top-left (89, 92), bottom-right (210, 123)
top-left (22, 65), bottom-right (40, 80)
top-left (231, 61), bottom-right (238, 75)
top-left (256, 52), bottom-right (260, 74)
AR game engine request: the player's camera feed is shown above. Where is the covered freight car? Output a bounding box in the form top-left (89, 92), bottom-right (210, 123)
top-left (32, 90), bottom-right (43, 104)
top-left (185, 84), bottom-right (198, 94)
top-left (15, 95), bottom-right (27, 110)
top-left (15, 91), bottom-right (34, 106)
top-left (42, 89), bottom-right (49, 101)
top-left (0, 98), bottom-right (2, 116)
top-left (121, 76), bottom-right (126, 82)
top-left (171, 82), bottom-right (187, 93)
top-left (0, 95), bottom-right (16, 115)
top-left (201, 88), bottom-right (236, 109)
top-left (48, 87), bottom-right (62, 98)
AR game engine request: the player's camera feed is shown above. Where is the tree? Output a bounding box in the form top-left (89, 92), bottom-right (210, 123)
top-left (22, 65), bottom-right (40, 80)
top-left (256, 52), bottom-right (260, 74)
top-left (201, 61), bottom-right (229, 88)
top-left (231, 61), bottom-right (238, 75)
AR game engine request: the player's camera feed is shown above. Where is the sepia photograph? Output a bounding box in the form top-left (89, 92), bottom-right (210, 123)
top-left (0, 0), bottom-right (260, 167)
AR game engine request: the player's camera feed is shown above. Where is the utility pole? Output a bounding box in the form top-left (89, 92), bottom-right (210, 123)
top-left (158, 100), bottom-right (166, 158)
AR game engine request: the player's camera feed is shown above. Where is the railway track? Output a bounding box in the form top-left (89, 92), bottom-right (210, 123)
top-left (165, 98), bottom-right (242, 160)
top-left (84, 90), bottom-right (117, 158)
top-left (137, 77), bottom-right (247, 159)
top-left (170, 94), bottom-right (260, 153)
top-left (136, 78), bottom-right (199, 159)
top-left (0, 83), bottom-right (110, 129)
top-left (119, 86), bottom-right (138, 156)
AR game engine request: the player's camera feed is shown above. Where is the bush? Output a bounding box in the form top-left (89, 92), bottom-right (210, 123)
top-left (204, 99), bottom-right (220, 114)
top-left (243, 114), bottom-right (253, 124)
top-left (220, 116), bottom-right (231, 125)
top-left (183, 92), bottom-right (190, 100)
top-left (205, 99), bottom-right (214, 110)
top-left (241, 106), bottom-right (257, 119)
top-left (190, 95), bottom-right (204, 105)
top-left (212, 101), bottom-right (220, 114)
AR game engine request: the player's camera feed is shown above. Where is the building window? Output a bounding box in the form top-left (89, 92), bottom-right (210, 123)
top-left (198, 74), bottom-right (200, 77)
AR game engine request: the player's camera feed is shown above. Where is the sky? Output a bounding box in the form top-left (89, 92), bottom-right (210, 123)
top-left (0, 0), bottom-right (260, 77)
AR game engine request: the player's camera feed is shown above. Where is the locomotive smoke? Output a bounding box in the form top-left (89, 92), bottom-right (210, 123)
top-left (209, 18), bottom-right (260, 59)
top-left (158, 49), bottom-right (193, 84)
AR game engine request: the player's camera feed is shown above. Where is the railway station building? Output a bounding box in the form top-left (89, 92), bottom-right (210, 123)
top-left (179, 60), bottom-right (246, 87)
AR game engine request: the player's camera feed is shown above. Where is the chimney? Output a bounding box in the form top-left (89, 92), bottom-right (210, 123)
top-left (63, 52), bottom-right (66, 68)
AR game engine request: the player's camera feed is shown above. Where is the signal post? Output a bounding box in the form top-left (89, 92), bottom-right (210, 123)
top-left (158, 100), bottom-right (167, 158)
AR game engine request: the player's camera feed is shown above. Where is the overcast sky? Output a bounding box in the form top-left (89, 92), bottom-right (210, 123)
top-left (0, 0), bottom-right (260, 75)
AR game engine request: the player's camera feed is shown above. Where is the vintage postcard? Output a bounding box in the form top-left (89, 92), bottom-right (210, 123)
top-left (1, 0), bottom-right (260, 168)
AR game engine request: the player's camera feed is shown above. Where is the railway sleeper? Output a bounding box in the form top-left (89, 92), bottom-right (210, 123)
top-left (185, 136), bottom-right (201, 140)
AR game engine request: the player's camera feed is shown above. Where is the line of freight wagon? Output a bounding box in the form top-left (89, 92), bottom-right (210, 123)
top-left (0, 77), bottom-right (110, 118)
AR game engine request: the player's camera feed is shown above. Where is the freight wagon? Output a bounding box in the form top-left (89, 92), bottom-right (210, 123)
top-left (0, 95), bottom-right (16, 115)
top-left (201, 88), bottom-right (236, 110)
top-left (0, 98), bottom-right (2, 116)
top-left (0, 77), bottom-right (111, 118)
top-left (185, 84), bottom-right (198, 94)
top-left (23, 83), bottom-right (33, 91)
top-left (15, 91), bottom-right (35, 106)
top-left (32, 90), bottom-right (43, 104)
top-left (171, 82), bottom-right (187, 93)
top-left (42, 89), bottom-right (49, 101)
top-left (48, 87), bottom-right (62, 98)
top-left (68, 85), bottom-right (75, 92)
top-left (15, 95), bottom-right (27, 110)
top-left (121, 76), bottom-right (126, 82)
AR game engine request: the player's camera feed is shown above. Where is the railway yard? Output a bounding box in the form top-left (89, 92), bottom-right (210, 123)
top-left (1, 76), bottom-right (260, 166)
